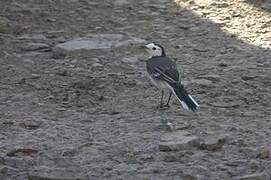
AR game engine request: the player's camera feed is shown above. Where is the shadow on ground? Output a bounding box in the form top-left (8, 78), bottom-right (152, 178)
top-left (244, 0), bottom-right (271, 12)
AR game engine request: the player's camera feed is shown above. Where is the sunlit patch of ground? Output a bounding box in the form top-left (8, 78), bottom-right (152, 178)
top-left (175, 0), bottom-right (271, 48)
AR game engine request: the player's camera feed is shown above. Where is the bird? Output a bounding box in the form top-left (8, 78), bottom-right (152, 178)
top-left (143, 42), bottom-right (199, 111)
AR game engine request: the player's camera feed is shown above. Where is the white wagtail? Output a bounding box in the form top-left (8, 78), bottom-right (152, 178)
top-left (144, 42), bottom-right (199, 111)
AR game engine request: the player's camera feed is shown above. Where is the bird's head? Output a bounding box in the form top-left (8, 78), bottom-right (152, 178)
top-left (144, 42), bottom-right (166, 57)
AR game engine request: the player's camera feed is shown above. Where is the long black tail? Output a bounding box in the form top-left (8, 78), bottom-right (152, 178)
top-left (170, 83), bottom-right (199, 111)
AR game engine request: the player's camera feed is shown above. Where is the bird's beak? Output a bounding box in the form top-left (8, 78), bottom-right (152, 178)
top-left (140, 44), bottom-right (147, 49)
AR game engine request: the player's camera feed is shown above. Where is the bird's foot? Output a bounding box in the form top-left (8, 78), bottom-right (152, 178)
top-left (164, 103), bottom-right (170, 108)
top-left (157, 104), bottom-right (170, 110)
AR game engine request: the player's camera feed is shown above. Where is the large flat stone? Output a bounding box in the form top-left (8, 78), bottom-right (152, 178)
top-left (28, 167), bottom-right (86, 180)
top-left (159, 131), bottom-right (200, 151)
top-left (236, 173), bottom-right (269, 180)
top-left (54, 34), bottom-right (146, 51)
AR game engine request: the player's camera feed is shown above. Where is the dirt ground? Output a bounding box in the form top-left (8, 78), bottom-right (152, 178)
top-left (0, 0), bottom-right (270, 179)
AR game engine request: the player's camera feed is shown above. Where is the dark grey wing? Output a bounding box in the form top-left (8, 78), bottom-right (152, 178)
top-left (146, 56), bottom-right (179, 83)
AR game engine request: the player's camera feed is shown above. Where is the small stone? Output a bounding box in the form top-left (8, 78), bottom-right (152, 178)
top-left (200, 134), bottom-right (227, 151)
top-left (241, 75), bottom-right (258, 81)
top-left (56, 107), bottom-right (67, 111)
top-left (178, 24), bottom-right (191, 30)
top-left (0, 165), bottom-right (18, 174)
top-left (46, 18), bottom-right (56, 22)
top-left (232, 10), bottom-right (241, 17)
top-left (190, 79), bottom-right (213, 86)
top-left (0, 17), bottom-right (12, 34)
top-left (211, 102), bottom-right (240, 108)
top-left (197, 75), bottom-right (221, 82)
top-left (114, 163), bottom-right (138, 173)
top-left (159, 130), bottom-right (200, 151)
top-left (216, 164), bottom-right (228, 171)
top-left (54, 36), bottom-right (66, 43)
top-left (0, 166), bottom-right (8, 174)
top-left (137, 154), bottom-right (153, 162)
top-left (30, 74), bottom-right (41, 79)
top-left (175, 122), bottom-right (192, 130)
top-left (92, 62), bottom-right (103, 68)
top-left (18, 120), bottom-right (41, 130)
top-left (256, 147), bottom-right (270, 159)
top-left (21, 43), bottom-right (51, 52)
top-left (218, 61), bottom-right (228, 67)
top-left (56, 70), bottom-right (68, 76)
top-left (18, 34), bottom-right (47, 41)
top-left (182, 174), bottom-right (197, 180)
top-left (193, 47), bottom-right (209, 52)
top-left (248, 160), bottom-right (259, 169)
top-left (225, 160), bottom-right (247, 167)
top-left (7, 148), bottom-right (38, 157)
top-left (28, 167), bottom-right (86, 180)
top-left (236, 173), bottom-right (268, 180)
top-left (148, 4), bottom-right (167, 9)
top-left (162, 151), bottom-right (188, 162)
top-left (210, 2), bottom-right (229, 8)
top-left (46, 30), bottom-right (65, 38)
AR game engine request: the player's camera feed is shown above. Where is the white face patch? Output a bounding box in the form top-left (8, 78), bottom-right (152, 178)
top-left (145, 43), bottom-right (163, 57)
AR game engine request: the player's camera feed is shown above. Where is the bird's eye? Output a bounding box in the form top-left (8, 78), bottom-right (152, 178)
top-left (152, 47), bottom-right (156, 50)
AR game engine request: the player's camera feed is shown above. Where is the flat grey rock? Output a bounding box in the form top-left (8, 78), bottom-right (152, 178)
top-left (235, 173), bottom-right (268, 180)
top-left (28, 167), bottom-right (86, 180)
top-left (159, 130), bottom-right (200, 151)
top-left (54, 34), bottom-right (146, 52)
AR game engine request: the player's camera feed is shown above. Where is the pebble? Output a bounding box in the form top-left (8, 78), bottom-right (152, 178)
top-left (241, 75), bottom-right (258, 81)
top-left (18, 120), bottom-right (41, 130)
top-left (211, 102), bottom-right (240, 108)
top-left (30, 74), bottom-right (41, 79)
top-left (0, 165), bottom-right (18, 174)
top-left (190, 79), bottom-right (213, 86)
top-left (256, 147), bottom-right (270, 159)
top-left (197, 74), bottom-right (221, 82)
top-left (17, 34), bottom-right (47, 41)
top-left (0, 17), bottom-right (12, 33)
top-left (92, 62), bottom-right (103, 68)
top-left (6, 148), bottom-right (38, 157)
top-left (210, 2), bottom-right (229, 8)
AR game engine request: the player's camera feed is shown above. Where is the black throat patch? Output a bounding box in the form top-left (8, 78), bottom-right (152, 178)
top-left (154, 43), bottom-right (166, 56)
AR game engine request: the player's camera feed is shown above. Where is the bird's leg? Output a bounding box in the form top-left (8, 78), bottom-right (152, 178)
top-left (159, 90), bottom-right (164, 108)
top-left (165, 91), bottom-right (172, 108)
